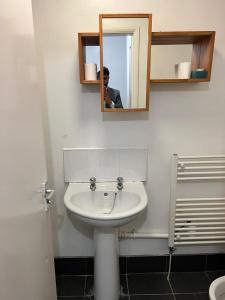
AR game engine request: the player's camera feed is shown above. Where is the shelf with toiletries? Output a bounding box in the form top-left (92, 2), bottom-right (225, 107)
top-left (78, 32), bottom-right (100, 84)
top-left (150, 78), bottom-right (209, 83)
top-left (150, 31), bottom-right (215, 83)
top-left (78, 31), bottom-right (215, 84)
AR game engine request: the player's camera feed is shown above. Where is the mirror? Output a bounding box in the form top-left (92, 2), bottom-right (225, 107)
top-left (99, 14), bottom-right (152, 112)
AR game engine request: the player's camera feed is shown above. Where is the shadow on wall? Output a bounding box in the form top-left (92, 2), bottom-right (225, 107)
top-left (67, 210), bottom-right (93, 240)
top-left (79, 84), bottom-right (150, 121)
top-left (66, 199), bottom-right (148, 239)
top-left (151, 81), bottom-right (210, 92)
top-left (120, 208), bottom-right (148, 232)
top-left (102, 111), bottom-right (150, 122)
top-left (81, 85), bottom-right (100, 94)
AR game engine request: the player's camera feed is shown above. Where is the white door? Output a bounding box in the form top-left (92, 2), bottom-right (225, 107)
top-left (0, 1), bottom-right (57, 299)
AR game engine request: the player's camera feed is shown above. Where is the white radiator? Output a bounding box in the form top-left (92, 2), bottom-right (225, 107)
top-left (169, 154), bottom-right (225, 248)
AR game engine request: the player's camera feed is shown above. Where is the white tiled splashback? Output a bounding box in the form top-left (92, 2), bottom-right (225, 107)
top-left (63, 148), bottom-right (148, 182)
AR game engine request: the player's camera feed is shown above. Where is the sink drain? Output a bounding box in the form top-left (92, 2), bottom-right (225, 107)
top-left (104, 192), bottom-right (108, 196)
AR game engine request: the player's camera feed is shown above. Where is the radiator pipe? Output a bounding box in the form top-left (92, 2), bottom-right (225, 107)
top-left (119, 231), bottom-right (168, 239)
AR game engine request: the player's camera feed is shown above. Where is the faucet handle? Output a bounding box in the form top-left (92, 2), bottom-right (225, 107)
top-left (117, 177), bottom-right (123, 183)
top-left (90, 177), bottom-right (96, 183)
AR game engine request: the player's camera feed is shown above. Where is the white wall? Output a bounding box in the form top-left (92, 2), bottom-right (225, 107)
top-left (32, 0), bottom-right (225, 256)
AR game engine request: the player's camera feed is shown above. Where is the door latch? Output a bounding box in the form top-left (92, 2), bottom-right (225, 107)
top-left (41, 182), bottom-right (55, 211)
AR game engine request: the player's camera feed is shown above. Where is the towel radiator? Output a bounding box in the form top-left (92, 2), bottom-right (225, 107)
top-left (169, 154), bottom-right (225, 249)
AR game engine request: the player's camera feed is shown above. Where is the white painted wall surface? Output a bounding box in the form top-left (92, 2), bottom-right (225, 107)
top-left (32, 0), bottom-right (225, 256)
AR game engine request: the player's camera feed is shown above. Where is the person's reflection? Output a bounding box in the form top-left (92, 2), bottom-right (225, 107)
top-left (97, 67), bottom-right (123, 109)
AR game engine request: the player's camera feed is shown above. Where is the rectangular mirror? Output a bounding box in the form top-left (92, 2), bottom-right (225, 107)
top-left (99, 14), bottom-right (152, 112)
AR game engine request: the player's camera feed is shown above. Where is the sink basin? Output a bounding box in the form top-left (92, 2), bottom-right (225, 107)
top-left (64, 181), bottom-right (148, 227)
top-left (64, 181), bottom-right (148, 300)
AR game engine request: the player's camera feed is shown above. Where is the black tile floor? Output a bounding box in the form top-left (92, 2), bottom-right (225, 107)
top-left (56, 270), bottom-right (225, 299)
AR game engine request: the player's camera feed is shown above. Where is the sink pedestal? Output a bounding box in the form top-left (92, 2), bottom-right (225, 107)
top-left (94, 227), bottom-right (120, 300)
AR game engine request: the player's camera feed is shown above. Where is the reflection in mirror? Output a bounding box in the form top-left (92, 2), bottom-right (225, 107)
top-left (99, 14), bottom-right (152, 111)
top-left (85, 46), bottom-right (100, 68)
top-left (151, 44), bottom-right (192, 79)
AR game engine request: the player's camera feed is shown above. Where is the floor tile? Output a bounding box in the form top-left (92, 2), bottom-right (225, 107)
top-left (174, 294), bottom-right (196, 300)
top-left (86, 257), bottom-right (94, 275)
top-left (85, 276), bottom-right (93, 296)
top-left (56, 275), bottom-right (85, 297)
top-left (130, 295), bottom-right (174, 299)
top-left (120, 256), bottom-right (127, 274)
top-left (169, 273), bottom-right (210, 294)
top-left (206, 270), bottom-right (225, 282)
top-left (207, 254), bottom-right (225, 271)
top-left (175, 293), bottom-right (209, 300)
top-left (121, 275), bottom-right (128, 294)
top-left (84, 275), bottom-right (128, 296)
top-left (128, 273), bottom-right (172, 295)
top-left (58, 298), bottom-right (86, 300)
top-left (195, 294), bottom-right (209, 300)
top-left (58, 296), bottom-right (128, 300)
top-left (170, 255), bottom-right (206, 272)
top-left (55, 258), bottom-right (86, 275)
top-left (127, 256), bottom-right (167, 273)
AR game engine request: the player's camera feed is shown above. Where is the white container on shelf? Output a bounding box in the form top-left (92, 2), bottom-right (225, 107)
top-left (175, 62), bottom-right (191, 79)
top-left (84, 63), bottom-right (97, 80)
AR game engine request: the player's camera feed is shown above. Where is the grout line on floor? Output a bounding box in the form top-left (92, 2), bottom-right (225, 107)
top-left (128, 293), bottom-right (175, 295)
top-left (205, 270), bottom-right (212, 283)
top-left (122, 270), bottom-right (210, 275)
top-left (56, 269), bottom-right (225, 276)
top-left (174, 292), bottom-right (208, 294)
top-left (125, 256), bottom-right (128, 275)
top-left (56, 274), bottom-right (87, 277)
top-left (83, 274), bottom-right (87, 297)
top-left (125, 272), bottom-right (131, 300)
top-left (57, 295), bottom-right (85, 298)
top-left (205, 254), bottom-right (208, 271)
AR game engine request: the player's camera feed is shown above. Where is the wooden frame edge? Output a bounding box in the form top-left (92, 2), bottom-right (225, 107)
top-left (145, 14), bottom-right (152, 111)
top-left (99, 14), bottom-right (104, 112)
top-left (78, 33), bottom-right (84, 84)
top-left (207, 31), bottom-right (216, 81)
top-left (99, 13), bottom-right (152, 112)
top-left (100, 13), bottom-right (151, 18)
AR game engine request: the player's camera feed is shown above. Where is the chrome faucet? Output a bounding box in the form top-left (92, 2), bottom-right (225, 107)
top-left (117, 177), bottom-right (123, 191)
top-left (90, 177), bottom-right (96, 191)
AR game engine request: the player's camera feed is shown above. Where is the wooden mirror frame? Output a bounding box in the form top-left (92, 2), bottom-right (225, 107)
top-left (99, 14), bottom-right (152, 112)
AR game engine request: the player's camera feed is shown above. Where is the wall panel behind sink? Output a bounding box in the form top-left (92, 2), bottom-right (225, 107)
top-left (63, 148), bottom-right (148, 182)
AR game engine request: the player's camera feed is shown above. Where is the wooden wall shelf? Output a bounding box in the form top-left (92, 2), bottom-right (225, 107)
top-left (151, 31), bottom-right (215, 83)
top-left (78, 31), bottom-right (215, 84)
top-left (78, 32), bottom-right (99, 84)
top-left (150, 78), bottom-right (209, 84)
top-left (151, 31), bottom-right (215, 45)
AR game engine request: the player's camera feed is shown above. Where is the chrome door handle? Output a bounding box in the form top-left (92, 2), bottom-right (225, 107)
top-left (45, 189), bottom-right (54, 204)
top-left (41, 182), bottom-right (55, 211)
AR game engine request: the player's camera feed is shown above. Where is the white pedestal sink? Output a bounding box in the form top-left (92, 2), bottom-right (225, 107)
top-left (64, 182), bottom-right (148, 300)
